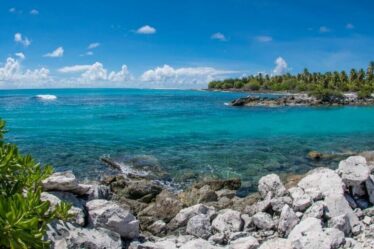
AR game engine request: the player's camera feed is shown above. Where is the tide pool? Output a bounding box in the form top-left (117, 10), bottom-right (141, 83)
top-left (1, 88), bottom-right (374, 192)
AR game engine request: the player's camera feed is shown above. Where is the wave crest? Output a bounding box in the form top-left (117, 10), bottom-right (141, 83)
top-left (35, 94), bottom-right (57, 100)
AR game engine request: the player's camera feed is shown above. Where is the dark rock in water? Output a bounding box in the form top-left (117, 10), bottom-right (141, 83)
top-left (123, 180), bottom-right (163, 201)
top-left (193, 178), bottom-right (241, 191)
top-left (307, 151), bottom-right (322, 160)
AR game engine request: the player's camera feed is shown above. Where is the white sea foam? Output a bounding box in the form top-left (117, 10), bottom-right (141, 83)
top-left (35, 94), bottom-right (57, 101)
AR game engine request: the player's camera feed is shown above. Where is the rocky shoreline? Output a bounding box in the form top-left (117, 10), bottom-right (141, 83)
top-left (229, 93), bottom-right (374, 107)
top-left (43, 152), bottom-right (374, 248)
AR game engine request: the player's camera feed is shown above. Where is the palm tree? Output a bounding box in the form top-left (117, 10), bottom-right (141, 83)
top-left (350, 69), bottom-right (358, 82)
top-left (367, 61), bottom-right (374, 81)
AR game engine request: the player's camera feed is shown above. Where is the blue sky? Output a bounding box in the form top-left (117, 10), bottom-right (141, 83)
top-left (0, 0), bottom-right (373, 88)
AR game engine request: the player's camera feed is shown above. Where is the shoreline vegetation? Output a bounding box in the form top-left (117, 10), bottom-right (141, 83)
top-left (208, 62), bottom-right (374, 107)
top-left (1, 118), bottom-right (374, 248)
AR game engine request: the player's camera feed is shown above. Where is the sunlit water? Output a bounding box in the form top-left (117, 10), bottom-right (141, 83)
top-left (1, 88), bottom-right (374, 192)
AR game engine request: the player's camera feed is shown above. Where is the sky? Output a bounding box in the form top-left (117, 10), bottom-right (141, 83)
top-left (0, 0), bottom-right (373, 89)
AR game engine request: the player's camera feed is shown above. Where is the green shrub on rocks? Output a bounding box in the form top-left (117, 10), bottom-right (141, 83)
top-left (0, 119), bottom-right (71, 249)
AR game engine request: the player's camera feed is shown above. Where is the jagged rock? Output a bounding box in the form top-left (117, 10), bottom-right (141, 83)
top-left (193, 178), bottom-right (241, 191)
top-left (270, 196), bottom-right (293, 213)
top-left (179, 238), bottom-right (220, 249)
top-left (241, 214), bottom-right (255, 231)
top-left (228, 232), bottom-right (250, 242)
top-left (303, 187), bottom-right (323, 201)
top-left (345, 193), bottom-right (358, 209)
top-left (289, 187), bottom-right (312, 212)
top-left (244, 193), bottom-right (272, 216)
top-left (41, 192), bottom-right (85, 226)
top-left (352, 184), bottom-right (366, 197)
top-left (123, 179), bottom-right (163, 201)
top-left (168, 204), bottom-right (215, 230)
top-left (324, 194), bottom-right (360, 234)
top-left (258, 174), bottom-right (286, 199)
top-left (139, 190), bottom-right (183, 227)
top-left (258, 238), bottom-right (292, 249)
top-left (42, 171), bottom-right (79, 192)
top-left (365, 175), bottom-right (374, 204)
top-left (229, 236), bottom-right (259, 249)
top-left (355, 198), bottom-right (369, 209)
top-left (278, 205), bottom-right (299, 237)
top-left (47, 221), bottom-right (122, 249)
top-left (208, 232), bottom-right (226, 245)
top-left (212, 209), bottom-right (243, 233)
top-left (288, 218), bottom-right (345, 249)
top-left (337, 156), bottom-right (370, 187)
top-left (198, 185), bottom-right (219, 203)
top-left (86, 199), bottom-right (139, 239)
top-left (148, 220), bottom-right (167, 236)
top-left (73, 184), bottom-right (92, 196)
top-left (302, 201), bottom-right (325, 220)
top-left (186, 214), bottom-right (212, 239)
top-left (298, 168), bottom-right (345, 197)
top-left (252, 212), bottom-right (275, 230)
top-left (86, 184), bottom-right (111, 200)
top-left (363, 207), bottom-right (374, 217)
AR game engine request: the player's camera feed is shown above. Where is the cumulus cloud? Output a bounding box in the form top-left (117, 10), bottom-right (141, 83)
top-left (346, 23), bottom-right (354, 29)
top-left (141, 65), bottom-right (235, 88)
top-left (14, 33), bottom-right (31, 47)
top-left (15, 52), bottom-right (25, 60)
top-left (87, 42), bottom-right (100, 49)
top-left (273, 57), bottom-right (288, 75)
top-left (30, 9), bottom-right (39, 15)
top-left (0, 57), bottom-right (50, 88)
top-left (255, 35), bottom-right (272, 42)
top-left (319, 26), bottom-right (330, 33)
top-left (211, 32), bottom-right (227, 41)
top-left (58, 62), bottom-right (132, 84)
top-left (44, 47), bottom-right (64, 58)
top-left (136, 25), bottom-right (156, 34)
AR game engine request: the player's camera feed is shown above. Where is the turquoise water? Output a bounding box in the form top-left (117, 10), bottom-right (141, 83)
top-left (1, 88), bottom-right (374, 192)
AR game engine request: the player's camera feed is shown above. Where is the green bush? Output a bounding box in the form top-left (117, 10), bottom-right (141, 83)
top-left (310, 88), bottom-right (344, 102)
top-left (0, 119), bottom-right (71, 249)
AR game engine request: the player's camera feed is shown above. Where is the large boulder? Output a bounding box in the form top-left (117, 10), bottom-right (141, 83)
top-left (41, 192), bottom-right (85, 226)
top-left (86, 199), bottom-right (139, 239)
top-left (337, 156), bottom-right (370, 187)
top-left (229, 236), bottom-right (259, 249)
top-left (252, 212), bottom-right (275, 230)
top-left (212, 209), bottom-right (243, 233)
top-left (289, 187), bottom-right (312, 212)
top-left (258, 174), bottom-right (286, 199)
top-left (270, 196), bottom-right (293, 213)
top-left (297, 168), bottom-right (345, 197)
top-left (47, 221), bottom-right (122, 249)
top-left (302, 201), bottom-right (325, 220)
top-left (122, 179), bottom-right (163, 201)
top-left (288, 218), bottom-right (345, 249)
top-left (244, 193), bottom-right (272, 216)
top-left (42, 171), bottom-right (79, 192)
top-left (278, 205), bottom-right (299, 237)
top-left (168, 204), bottom-right (215, 230)
top-left (186, 214), bottom-right (212, 239)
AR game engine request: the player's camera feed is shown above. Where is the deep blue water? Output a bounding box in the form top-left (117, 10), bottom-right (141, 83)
top-left (1, 88), bottom-right (374, 191)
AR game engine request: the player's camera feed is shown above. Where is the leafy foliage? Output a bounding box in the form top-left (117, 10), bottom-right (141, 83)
top-left (208, 61), bottom-right (374, 96)
top-left (0, 119), bottom-right (71, 249)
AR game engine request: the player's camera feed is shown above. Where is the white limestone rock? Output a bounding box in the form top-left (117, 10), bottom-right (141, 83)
top-left (278, 205), bottom-right (299, 237)
top-left (258, 238), bottom-right (292, 249)
top-left (179, 238), bottom-right (220, 249)
top-left (86, 199), bottom-right (139, 239)
top-left (302, 201), bottom-right (325, 220)
top-left (252, 212), bottom-right (275, 230)
top-left (42, 171), bottom-right (79, 192)
top-left (337, 156), bottom-right (370, 187)
top-left (229, 236), bottom-right (259, 249)
top-left (365, 175), bottom-right (374, 205)
top-left (258, 174), bottom-right (286, 199)
top-left (212, 209), bottom-right (244, 233)
top-left (169, 204), bottom-right (215, 229)
top-left (186, 214), bottom-right (212, 239)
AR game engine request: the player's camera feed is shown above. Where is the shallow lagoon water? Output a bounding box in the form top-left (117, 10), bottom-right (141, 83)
top-left (1, 88), bottom-right (374, 192)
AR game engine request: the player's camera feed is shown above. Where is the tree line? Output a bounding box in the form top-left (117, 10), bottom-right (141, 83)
top-left (208, 61), bottom-right (374, 98)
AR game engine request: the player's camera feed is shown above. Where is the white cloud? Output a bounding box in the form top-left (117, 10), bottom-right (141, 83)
top-left (14, 33), bottom-right (31, 47)
top-left (0, 57), bottom-right (50, 87)
top-left (141, 65), bottom-right (235, 88)
top-left (211, 32), bottom-right (227, 41)
top-left (58, 62), bottom-right (132, 84)
top-left (30, 9), bottom-right (39, 15)
top-left (15, 52), bottom-right (25, 60)
top-left (9, 8), bottom-right (16, 13)
top-left (255, 35), bottom-right (272, 42)
top-left (319, 26), bottom-right (330, 33)
top-left (136, 25), bottom-right (156, 34)
top-left (44, 47), bottom-right (64, 58)
top-left (86, 51), bottom-right (94, 56)
top-left (346, 23), bottom-right (354, 29)
top-left (87, 42), bottom-right (100, 49)
top-left (273, 57), bottom-right (288, 75)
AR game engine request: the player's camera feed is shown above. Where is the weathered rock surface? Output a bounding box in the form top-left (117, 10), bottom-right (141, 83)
top-left (42, 171), bottom-right (79, 192)
top-left (338, 156), bottom-right (370, 187)
top-left (258, 238), bottom-right (292, 249)
top-left (258, 174), bottom-right (286, 199)
top-left (278, 205), bottom-right (299, 237)
top-left (212, 209), bottom-right (243, 233)
top-left (169, 204), bottom-right (215, 230)
top-left (229, 236), bottom-right (259, 249)
top-left (252, 212), bottom-right (275, 230)
top-left (47, 221), bottom-right (122, 249)
top-left (186, 214), bottom-right (212, 239)
top-left (86, 199), bottom-right (139, 239)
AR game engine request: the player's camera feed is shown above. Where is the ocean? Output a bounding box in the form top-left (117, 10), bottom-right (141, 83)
top-left (1, 88), bottom-right (374, 192)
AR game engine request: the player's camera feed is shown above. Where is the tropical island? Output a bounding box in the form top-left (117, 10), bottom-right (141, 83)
top-left (208, 62), bottom-right (374, 107)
